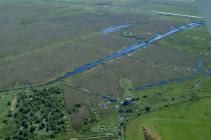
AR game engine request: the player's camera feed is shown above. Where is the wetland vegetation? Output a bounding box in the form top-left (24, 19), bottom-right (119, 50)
top-left (0, 0), bottom-right (211, 140)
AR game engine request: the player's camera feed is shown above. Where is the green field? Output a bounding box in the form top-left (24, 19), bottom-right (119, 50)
top-left (125, 98), bottom-right (211, 140)
top-left (125, 77), bottom-right (211, 140)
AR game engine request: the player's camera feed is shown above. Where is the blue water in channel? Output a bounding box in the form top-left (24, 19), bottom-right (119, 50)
top-left (134, 54), bottom-right (211, 91)
top-left (133, 60), bottom-right (203, 91)
top-left (209, 54), bottom-right (211, 75)
top-left (102, 24), bottom-right (132, 34)
top-left (208, 69), bottom-right (211, 74)
top-left (47, 21), bottom-right (203, 84)
top-left (205, 69), bottom-right (211, 78)
top-left (205, 56), bottom-right (211, 78)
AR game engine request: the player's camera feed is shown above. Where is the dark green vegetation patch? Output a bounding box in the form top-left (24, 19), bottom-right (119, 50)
top-left (1, 87), bottom-right (69, 140)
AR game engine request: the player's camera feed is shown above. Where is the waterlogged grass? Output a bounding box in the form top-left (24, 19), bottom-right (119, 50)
top-left (159, 26), bottom-right (211, 54)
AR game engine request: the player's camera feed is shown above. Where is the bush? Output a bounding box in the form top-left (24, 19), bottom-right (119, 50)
top-left (122, 31), bottom-right (138, 38)
top-left (190, 94), bottom-right (200, 101)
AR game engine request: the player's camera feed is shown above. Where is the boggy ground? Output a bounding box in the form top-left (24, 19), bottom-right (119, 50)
top-left (0, 0), bottom-right (187, 89)
top-left (69, 43), bottom-right (201, 97)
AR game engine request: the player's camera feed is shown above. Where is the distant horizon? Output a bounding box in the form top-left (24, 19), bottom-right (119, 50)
top-left (197, 0), bottom-right (211, 34)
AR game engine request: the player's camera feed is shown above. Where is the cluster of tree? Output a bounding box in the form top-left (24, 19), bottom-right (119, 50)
top-left (4, 87), bottom-right (66, 140)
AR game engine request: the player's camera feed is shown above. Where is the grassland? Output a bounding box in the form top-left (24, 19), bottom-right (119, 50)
top-left (125, 98), bottom-right (211, 140)
top-left (125, 78), bottom-right (211, 140)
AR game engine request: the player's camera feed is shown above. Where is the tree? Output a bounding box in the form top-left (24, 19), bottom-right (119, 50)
top-left (50, 134), bottom-right (55, 138)
top-left (2, 119), bottom-right (8, 124)
top-left (39, 123), bottom-right (45, 130)
top-left (145, 107), bottom-right (151, 112)
top-left (7, 111), bottom-right (13, 117)
top-left (5, 137), bottom-right (11, 140)
top-left (29, 126), bottom-right (36, 133)
top-left (7, 101), bottom-right (11, 106)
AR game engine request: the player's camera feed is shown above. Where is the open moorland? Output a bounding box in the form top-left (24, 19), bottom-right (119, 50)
top-left (0, 0), bottom-right (211, 140)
